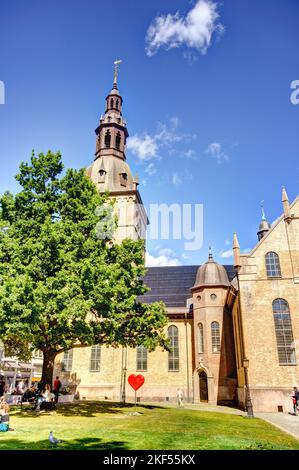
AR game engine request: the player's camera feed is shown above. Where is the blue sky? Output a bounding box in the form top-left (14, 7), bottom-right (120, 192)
top-left (0, 0), bottom-right (298, 266)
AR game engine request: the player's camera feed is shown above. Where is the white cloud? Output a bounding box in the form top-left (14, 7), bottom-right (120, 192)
top-left (127, 117), bottom-right (197, 166)
top-left (126, 134), bottom-right (158, 161)
top-left (205, 142), bottom-right (229, 163)
top-left (183, 149), bottom-right (197, 160)
top-left (220, 249), bottom-right (233, 259)
top-left (172, 172), bottom-right (182, 186)
top-left (146, 251), bottom-right (181, 267)
top-left (158, 248), bottom-right (176, 257)
top-left (145, 163), bottom-right (156, 176)
top-left (146, 0), bottom-right (224, 57)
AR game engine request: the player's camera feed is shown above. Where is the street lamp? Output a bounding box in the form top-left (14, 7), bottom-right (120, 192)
top-left (243, 357), bottom-right (254, 418)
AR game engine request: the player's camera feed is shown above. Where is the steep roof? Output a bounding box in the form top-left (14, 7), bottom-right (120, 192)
top-left (141, 265), bottom-right (236, 308)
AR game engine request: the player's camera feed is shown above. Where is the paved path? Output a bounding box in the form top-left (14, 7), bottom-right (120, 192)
top-left (255, 412), bottom-right (299, 440)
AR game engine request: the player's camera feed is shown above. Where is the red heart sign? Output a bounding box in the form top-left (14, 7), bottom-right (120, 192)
top-left (128, 374), bottom-right (145, 391)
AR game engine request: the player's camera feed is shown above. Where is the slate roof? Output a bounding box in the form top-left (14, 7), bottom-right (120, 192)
top-left (141, 265), bottom-right (236, 308)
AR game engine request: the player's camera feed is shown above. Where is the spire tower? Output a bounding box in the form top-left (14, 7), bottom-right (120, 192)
top-left (257, 201), bottom-right (271, 241)
top-left (86, 63), bottom-right (148, 243)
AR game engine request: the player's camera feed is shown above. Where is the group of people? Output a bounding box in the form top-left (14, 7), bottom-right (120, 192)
top-left (0, 377), bottom-right (63, 432)
top-left (22, 377), bottom-right (62, 410)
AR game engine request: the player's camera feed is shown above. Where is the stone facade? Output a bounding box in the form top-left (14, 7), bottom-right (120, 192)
top-left (53, 72), bottom-right (299, 413)
top-left (233, 193), bottom-right (299, 412)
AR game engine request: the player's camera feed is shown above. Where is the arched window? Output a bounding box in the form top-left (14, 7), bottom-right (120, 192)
top-left (273, 299), bottom-right (296, 365)
top-left (211, 322), bottom-right (220, 353)
top-left (62, 349), bottom-right (73, 371)
top-left (110, 98), bottom-right (114, 108)
top-left (116, 99), bottom-right (119, 109)
top-left (104, 130), bottom-right (111, 148)
top-left (265, 252), bottom-right (281, 278)
top-left (136, 346), bottom-right (147, 371)
top-left (115, 131), bottom-right (121, 150)
top-left (198, 323), bottom-right (204, 354)
top-left (90, 345), bottom-right (101, 371)
top-left (168, 325), bottom-right (179, 371)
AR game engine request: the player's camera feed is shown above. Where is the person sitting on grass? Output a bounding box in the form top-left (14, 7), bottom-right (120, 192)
top-left (0, 401), bottom-right (14, 432)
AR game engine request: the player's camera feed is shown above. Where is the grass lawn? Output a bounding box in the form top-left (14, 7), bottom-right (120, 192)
top-left (0, 402), bottom-right (298, 450)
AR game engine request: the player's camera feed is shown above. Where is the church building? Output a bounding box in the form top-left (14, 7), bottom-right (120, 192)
top-left (54, 69), bottom-right (299, 413)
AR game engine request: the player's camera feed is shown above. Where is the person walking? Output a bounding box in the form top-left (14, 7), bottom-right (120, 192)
top-left (53, 376), bottom-right (62, 404)
top-left (291, 387), bottom-right (298, 415)
top-left (177, 388), bottom-right (184, 408)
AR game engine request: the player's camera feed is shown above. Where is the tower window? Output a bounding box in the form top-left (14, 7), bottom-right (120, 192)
top-left (198, 323), bottom-right (204, 354)
top-left (98, 169), bottom-right (106, 183)
top-left (62, 349), bottom-right (73, 371)
top-left (211, 322), bottom-right (220, 353)
top-left (265, 252), bottom-right (281, 278)
top-left (116, 99), bottom-right (119, 109)
top-left (168, 325), bottom-right (179, 371)
top-left (273, 299), bottom-right (296, 365)
top-left (110, 98), bottom-right (114, 108)
top-left (90, 345), bottom-right (101, 372)
top-left (136, 346), bottom-right (147, 371)
top-left (104, 130), bottom-right (111, 148)
top-left (115, 131), bottom-right (121, 150)
top-left (120, 172), bottom-right (127, 186)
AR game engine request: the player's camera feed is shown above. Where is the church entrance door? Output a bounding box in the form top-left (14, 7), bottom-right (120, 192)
top-left (199, 371), bottom-right (208, 402)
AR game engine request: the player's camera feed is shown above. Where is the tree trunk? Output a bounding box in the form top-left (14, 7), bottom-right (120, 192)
top-left (41, 349), bottom-right (57, 387)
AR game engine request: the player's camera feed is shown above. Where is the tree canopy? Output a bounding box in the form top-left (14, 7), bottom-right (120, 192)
top-left (0, 151), bottom-right (168, 384)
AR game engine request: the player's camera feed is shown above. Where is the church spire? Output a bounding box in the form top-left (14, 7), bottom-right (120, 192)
top-left (282, 186), bottom-right (291, 222)
top-left (233, 233), bottom-right (241, 269)
top-left (257, 201), bottom-right (271, 241)
top-left (94, 60), bottom-right (128, 161)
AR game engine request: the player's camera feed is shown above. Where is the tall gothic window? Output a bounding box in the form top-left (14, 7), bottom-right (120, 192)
top-left (198, 323), bottom-right (204, 354)
top-left (265, 252), bottom-right (281, 278)
top-left (211, 322), bottom-right (220, 353)
top-left (168, 325), bottom-right (179, 371)
top-left (136, 346), bottom-right (147, 371)
top-left (115, 131), bottom-right (121, 150)
top-left (104, 130), bottom-right (111, 148)
top-left (90, 345), bottom-right (101, 372)
top-left (110, 98), bottom-right (114, 108)
top-left (116, 99), bottom-right (119, 109)
top-left (273, 299), bottom-right (296, 365)
top-left (62, 349), bottom-right (73, 371)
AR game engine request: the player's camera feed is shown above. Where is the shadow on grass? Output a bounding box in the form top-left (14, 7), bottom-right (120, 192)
top-left (11, 401), bottom-right (165, 419)
top-left (0, 437), bottom-right (129, 450)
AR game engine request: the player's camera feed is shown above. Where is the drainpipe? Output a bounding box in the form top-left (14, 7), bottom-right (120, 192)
top-left (185, 311), bottom-right (190, 403)
top-left (121, 347), bottom-right (127, 404)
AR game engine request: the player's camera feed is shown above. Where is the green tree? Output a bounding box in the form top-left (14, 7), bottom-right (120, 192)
top-left (0, 151), bottom-right (168, 385)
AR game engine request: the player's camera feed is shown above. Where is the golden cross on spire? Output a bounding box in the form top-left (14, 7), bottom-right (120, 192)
top-left (113, 59), bottom-right (122, 87)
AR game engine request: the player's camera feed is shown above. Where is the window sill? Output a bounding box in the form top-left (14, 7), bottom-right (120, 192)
top-left (279, 363), bottom-right (297, 366)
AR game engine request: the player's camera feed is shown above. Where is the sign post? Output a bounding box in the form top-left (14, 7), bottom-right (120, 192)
top-left (128, 374), bottom-right (145, 413)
